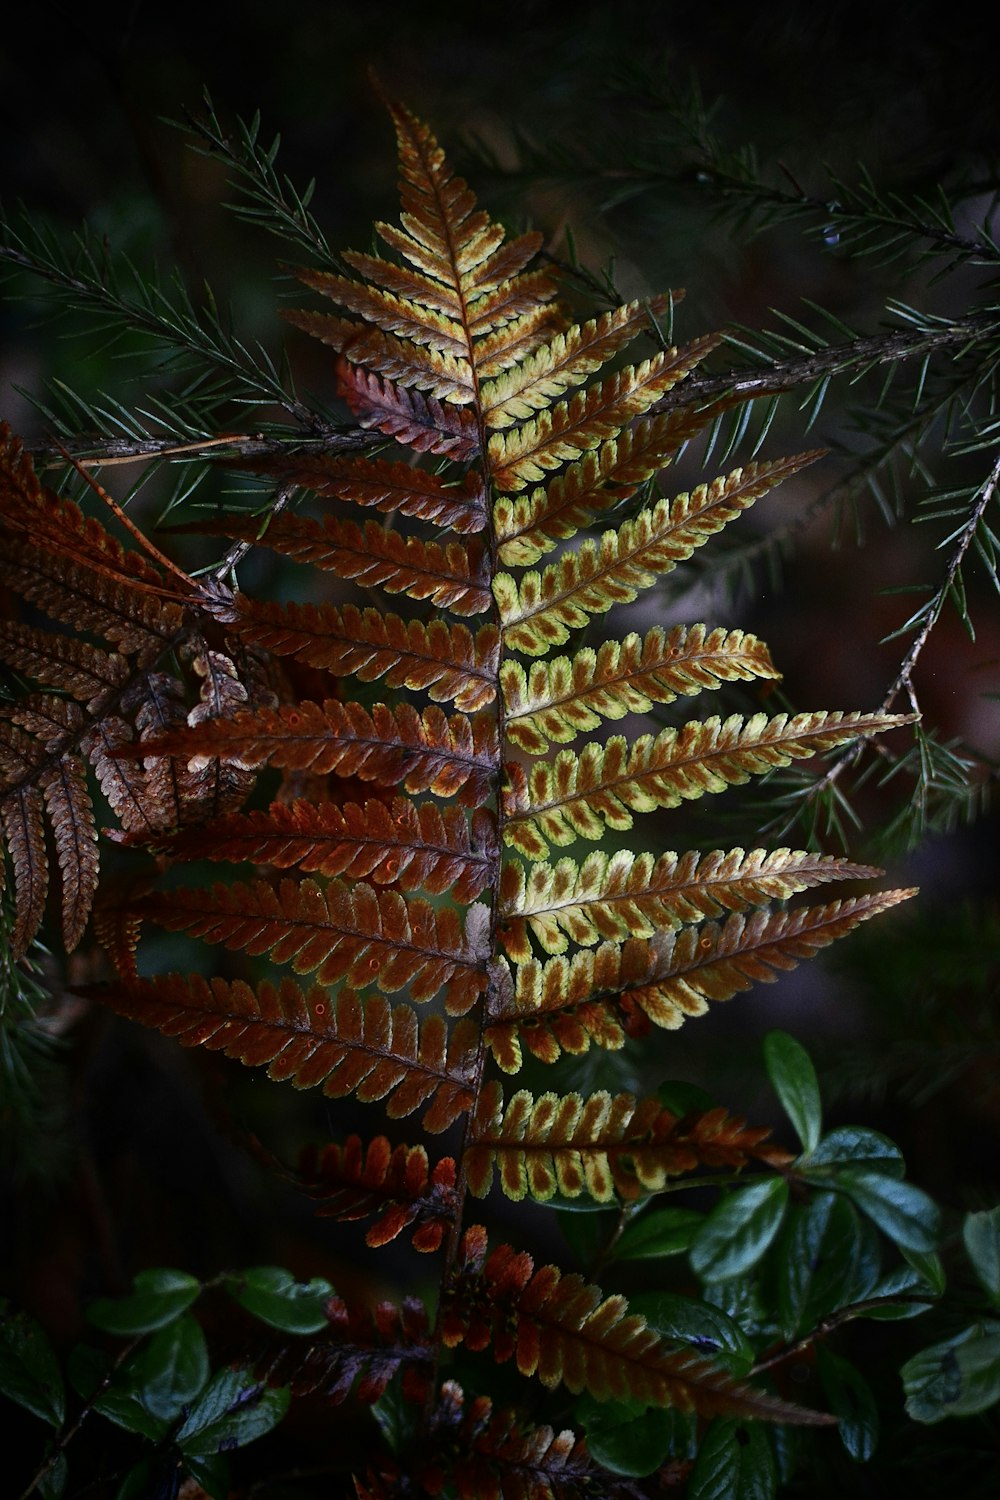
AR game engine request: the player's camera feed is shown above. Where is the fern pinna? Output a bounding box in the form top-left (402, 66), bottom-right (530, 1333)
top-left (0, 101), bottom-right (917, 1496)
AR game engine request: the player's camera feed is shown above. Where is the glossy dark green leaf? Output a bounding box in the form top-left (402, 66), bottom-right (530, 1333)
top-left (575, 1393), bottom-right (675, 1477)
top-left (690, 1178), bottom-right (789, 1282)
top-left (225, 1266), bottom-right (334, 1334)
top-left (836, 1170), bottom-right (940, 1253)
top-left (816, 1346), bottom-right (878, 1460)
top-left (963, 1206), bottom-right (1000, 1302)
top-left (902, 1321), bottom-right (1000, 1422)
top-left (687, 1417), bottom-right (776, 1500)
top-left (0, 1301), bottom-right (65, 1427)
top-left (137, 1314), bottom-right (209, 1421)
top-left (176, 1366), bottom-right (290, 1455)
top-left (801, 1127), bottom-right (905, 1179)
top-left (87, 1269), bottom-right (201, 1336)
top-left (901, 1245), bottom-right (946, 1297)
top-left (862, 1263), bottom-right (939, 1320)
top-left (557, 1207), bottom-right (615, 1269)
top-left (630, 1291), bottom-right (754, 1373)
top-left (614, 1206), bottom-right (704, 1261)
top-left (763, 1030), bottom-right (821, 1154)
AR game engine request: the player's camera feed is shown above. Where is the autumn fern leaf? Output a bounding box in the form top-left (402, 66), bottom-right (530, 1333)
top-left (231, 452), bottom-right (488, 532)
top-left (497, 846), bottom-right (882, 960)
top-left (293, 1136), bottom-right (457, 1250)
top-left (493, 403), bottom-right (731, 566)
top-left (230, 598), bottom-right (499, 712)
top-left (465, 1083), bottom-right (789, 1202)
top-left (188, 510), bottom-right (491, 614)
top-left (163, 798), bottom-right (497, 901)
top-left (130, 879), bottom-right (491, 1012)
top-left (501, 625), bottom-right (779, 753)
top-left (443, 1228), bottom-right (834, 1424)
top-left (495, 453), bottom-right (822, 656)
top-left (134, 698), bottom-right (499, 804)
top-left (94, 975), bottom-right (477, 1129)
top-left (487, 889), bottom-right (916, 1069)
top-left (503, 711), bottom-right (913, 856)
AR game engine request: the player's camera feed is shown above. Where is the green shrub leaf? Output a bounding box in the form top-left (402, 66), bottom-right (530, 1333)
top-left (902, 1321), bottom-right (1000, 1422)
top-left (691, 1178), bottom-right (790, 1282)
top-left (963, 1207), bottom-right (1000, 1303)
top-left (688, 1417), bottom-right (777, 1500)
top-left (630, 1290), bottom-right (755, 1372)
top-left (763, 1030), bottom-right (821, 1153)
top-left (225, 1266), bottom-right (334, 1334)
top-left (817, 1346), bottom-right (878, 1460)
top-left (802, 1127), bottom-right (905, 1178)
top-left (176, 1366), bottom-right (290, 1454)
top-left (836, 1170), bottom-right (940, 1253)
top-left (614, 1206), bottom-right (704, 1261)
top-left (87, 1269), bottom-right (201, 1336)
top-left (136, 1313), bottom-right (209, 1421)
top-left (0, 1301), bottom-right (65, 1427)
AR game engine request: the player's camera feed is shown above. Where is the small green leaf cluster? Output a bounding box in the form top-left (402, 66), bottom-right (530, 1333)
top-left (567, 1031), bottom-right (949, 1491)
top-left (0, 1265), bottom-right (332, 1499)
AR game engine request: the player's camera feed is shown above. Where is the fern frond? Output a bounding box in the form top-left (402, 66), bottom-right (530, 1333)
top-left (132, 878), bottom-right (491, 1013)
top-left (503, 711), bottom-right (913, 855)
top-left (231, 453), bottom-right (488, 533)
top-left (162, 798), bottom-right (497, 902)
top-left (198, 511), bottom-right (490, 615)
top-left (94, 975), bottom-right (477, 1129)
top-left (134, 698), bottom-right (499, 805)
top-left (465, 1083), bottom-right (789, 1202)
top-left (0, 621), bottom-right (130, 707)
top-left (231, 599), bottom-right (499, 712)
top-left (501, 625), bottom-right (779, 753)
top-left (488, 335), bottom-right (720, 492)
top-left (480, 295), bottom-right (677, 427)
top-left (417, 1379), bottom-right (632, 1500)
top-left (497, 846), bottom-right (882, 959)
top-left (496, 454), bottom-right (821, 655)
top-left (487, 890), bottom-right (916, 1069)
top-left (442, 1228), bottom-right (833, 1424)
top-left (295, 1136), bottom-right (457, 1250)
top-left (284, 315), bottom-right (475, 401)
top-left (258, 1294), bottom-right (432, 1406)
top-left (494, 403), bottom-right (728, 566)
top-left (337, 361), bottom-right (482, 457)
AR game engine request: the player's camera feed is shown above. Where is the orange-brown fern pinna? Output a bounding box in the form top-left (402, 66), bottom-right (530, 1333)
top-left (0, 100), bottom-right (916, 1496)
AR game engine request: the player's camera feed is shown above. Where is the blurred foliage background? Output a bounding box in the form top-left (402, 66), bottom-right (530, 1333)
top-left (1, 0), bottom-right (999, 1492)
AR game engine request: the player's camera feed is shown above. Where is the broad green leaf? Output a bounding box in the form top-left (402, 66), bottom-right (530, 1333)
top-left (687, 1417), bottom-right (776, 1500)
top-left (836, 1170), bottom-right (940, 1253)
top-left (902, 1321), bottom-right (1000, 1422)
top-left (614, 1206), bottom-right (704, 1261)
top-left (801, 1127), bottom-right (905, 1179)
top-left (67, 1346), bottom-right (164, 1439)
top-left (87, 1269), bottom-right (201, 1335)
top-left (963, 1207), bottom-right (1000, 1303)
top-left (763, 1030), bottom-right (821, 1154)
top-left (862, 1263), bottom-right (939, 1320)
top-left (176, 1366), bottom-right (290, 1455)
top-left (136, 1314), bottom-right (209, 1421)
top-left (816, 1346), bottom-right (878, 1460)
top-left (225, 1266), bottom-right (334, 1334)
top-left (630, 1291), bottom-right (754, 1373)
top-left (0, 1302), bottom-right (65, 1427)
top-left (576, 1393), bottom-right (677, 1477)
top-left (690, 1178), bottom-right (789, 1282)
